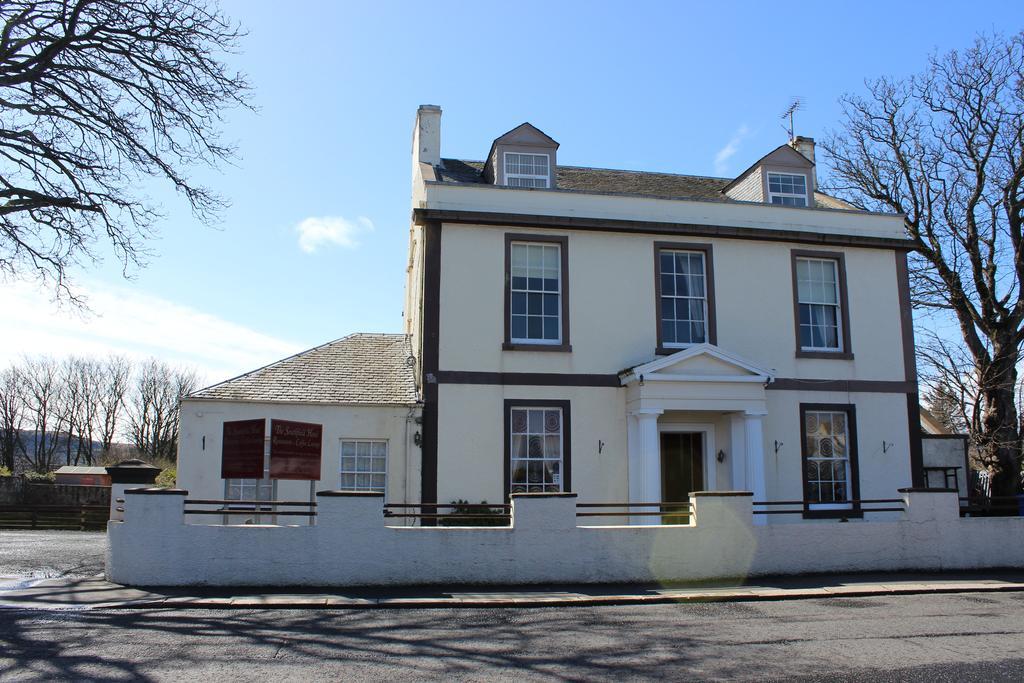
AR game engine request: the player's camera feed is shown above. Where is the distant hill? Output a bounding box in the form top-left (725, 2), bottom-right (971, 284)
top-left (7, 430), bottom-right (134, 474)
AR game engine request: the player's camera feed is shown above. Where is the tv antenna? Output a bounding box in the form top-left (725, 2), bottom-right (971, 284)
top-left (781, 97), bottom-right (802, 140)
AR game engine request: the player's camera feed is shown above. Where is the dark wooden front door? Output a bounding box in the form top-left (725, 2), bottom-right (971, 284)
top-left (660, 432), bottom-right (704, 524)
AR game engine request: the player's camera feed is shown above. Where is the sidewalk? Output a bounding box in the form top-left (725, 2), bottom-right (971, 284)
top-left (2, 570), bottom-right (1024, 610)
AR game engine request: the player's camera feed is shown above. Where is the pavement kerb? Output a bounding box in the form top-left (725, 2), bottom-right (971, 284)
top-left (4, 580), bottom-right (1024, 611)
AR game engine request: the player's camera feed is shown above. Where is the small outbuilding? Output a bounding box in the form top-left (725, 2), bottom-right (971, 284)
top-left (53, 466), bottom-right (112, 487)
top-left (176, 333), bottom-right (423, 506)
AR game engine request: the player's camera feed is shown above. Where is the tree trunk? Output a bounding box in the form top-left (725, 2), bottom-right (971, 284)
top-left (979, 339), bottom-right (1022, 498)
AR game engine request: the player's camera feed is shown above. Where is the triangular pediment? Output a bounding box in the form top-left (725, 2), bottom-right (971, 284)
top-left (722, 144), bottom-right (814, 194)
top-left (493, 122), bottom-right (559, 148)
top-left (620, 344), bottom-right (774, 385)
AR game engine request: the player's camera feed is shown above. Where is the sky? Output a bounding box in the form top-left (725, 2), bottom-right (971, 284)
top-left (1, 0), bottom-right (1015, 386)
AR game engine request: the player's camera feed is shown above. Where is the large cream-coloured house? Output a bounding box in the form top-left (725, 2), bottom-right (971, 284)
top-left (177, 105), bottom-right (922, 521)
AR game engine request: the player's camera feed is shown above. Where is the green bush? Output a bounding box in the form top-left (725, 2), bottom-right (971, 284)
top-left (23, 471), bottom-right (55, 484)
top-left (0, 466), bottom-right (12, 477)
top-left (155, 467), bottom-right (176, 489)
top-left (439, 499), bottom-right (508, 527)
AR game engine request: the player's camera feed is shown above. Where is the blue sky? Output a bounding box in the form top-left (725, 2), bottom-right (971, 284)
top-left (2, 1), bottom-right (1013, 383)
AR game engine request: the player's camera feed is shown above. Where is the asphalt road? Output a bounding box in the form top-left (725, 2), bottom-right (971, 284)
top-left (0, 530), bottom-right (105, 583)
top-left (2, 592), bottom-right (1024, 681)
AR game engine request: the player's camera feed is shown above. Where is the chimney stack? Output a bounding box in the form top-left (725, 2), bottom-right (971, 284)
top-left (790, 135), bottom-right (816, 191)
top-left (412, 104), bottom-right (442, 167)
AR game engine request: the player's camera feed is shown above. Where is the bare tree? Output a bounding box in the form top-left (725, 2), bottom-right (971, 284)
top-left (96, 354), bottom-right (131, 457)
top-left (20, 356), bottom-right (63, 473)
top-left (0, 0), bottom-right (250, 295)
top-left (823, 33), bottom-right (1024, 497)
top-left (0, 366), bottom-right (26, 470)
top-left (128, 359), bottom-right (198, 462)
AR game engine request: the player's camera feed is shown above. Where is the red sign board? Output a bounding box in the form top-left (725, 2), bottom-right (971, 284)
top-left (269, 419), bottom-right (323, 480)
top-left (221, 419), bottom-right (265, 479)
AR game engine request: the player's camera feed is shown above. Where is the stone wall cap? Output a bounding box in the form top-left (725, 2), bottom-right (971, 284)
top-left (510, 492), bottom-right (579, 499)
top-left (690, 490), bottom-right (754, 497)
top-left (124, 487), bottom-right (188, 495)
top-left (316, 490), bottom-right (385, 497)
top-left (898, 487), bottom-right (958, 493)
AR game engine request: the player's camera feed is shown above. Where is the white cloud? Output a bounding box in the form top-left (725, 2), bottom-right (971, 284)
top-left (713, 124), bottom-right (751, 176)
top-left (294, 215), bottom-right (374, 253)
top-left (0, 280), bottom-right (303, 386)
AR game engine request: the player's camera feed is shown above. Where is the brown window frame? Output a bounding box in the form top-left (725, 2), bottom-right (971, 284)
top-left (654, 242), bottom-right (717, 355)
top-left (791, 250), bottom-right (854, 360)
top-left (799, 403), bottom-right (862, 520)
top-left (503, 233), bottom-right (571, 352)
top-left (503, 399), bottom-right (572, 501)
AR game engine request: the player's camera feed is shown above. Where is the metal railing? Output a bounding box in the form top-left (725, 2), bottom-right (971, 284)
top-left (183, 498), bottom-right (317, 524)
top-left (576, 501), bottom-right (694, 525)
top-left (751, 498), bottom-right (905, 517)
top-left (383, 503), bottom-right (511, 526)
top-left (959, 495), bottom-right (1022, 516)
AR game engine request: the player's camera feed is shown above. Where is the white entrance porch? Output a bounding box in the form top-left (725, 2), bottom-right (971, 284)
top-left (620, 344), bottom-right (775, 523)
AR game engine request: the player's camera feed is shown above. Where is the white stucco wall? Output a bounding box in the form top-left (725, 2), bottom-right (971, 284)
top-left (435, 384), bottom-right (627, 506)
top-left (421, 182), bottom-right (906, 241)
top-left (177, 399), bottom-right (421, 506)
top-left (107, 490), bottom-right (1024, 587)
top-left (437, 222), bottom-right (906, 381)
top-left (433, 382), bottom-right (912, 509)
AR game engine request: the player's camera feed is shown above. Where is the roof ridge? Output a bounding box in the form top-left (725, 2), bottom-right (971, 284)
top-left (440, 158), bottom-right (730, 183)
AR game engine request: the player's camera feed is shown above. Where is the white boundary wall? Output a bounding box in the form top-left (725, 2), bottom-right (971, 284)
top-left (107, 490), bottom-right (1024, 587)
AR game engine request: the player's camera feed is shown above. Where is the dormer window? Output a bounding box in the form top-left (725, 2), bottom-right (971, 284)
top-left (504, 152), bottom-right (550, 188)
top-left (767, 172), bottom-right (808, 207)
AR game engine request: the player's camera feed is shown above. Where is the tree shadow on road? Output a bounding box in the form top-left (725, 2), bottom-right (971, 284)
top-left (0, 603), bottom-right (774, 681)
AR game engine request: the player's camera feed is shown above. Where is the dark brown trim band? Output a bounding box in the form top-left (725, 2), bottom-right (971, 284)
top-left (767, 379), bottom-right (915, 393)
top-left (435, 371), bottom-right (916, 392)
top-left (420, 220), bottom-right (442, 520)
top-left (504, 232), bottom-right (571, 351)
top-left (438, 371), bottom-right (619, 387)
top-left (799, 403), bottom-right (861, 520)
top-left (653, 241), bottom-right (717, 350)
top-left (503, 399), bottom-right (572, 501)
top-left (791, 249), bottom-right (854, 359)
top-left (896, 252), bottom-right (924, 487)
top-left (414, 208), bottom-right (915, 251)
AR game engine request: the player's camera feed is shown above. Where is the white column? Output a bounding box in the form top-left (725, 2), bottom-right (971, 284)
top-left (634, 410), bottom-right (663, 524)
top-left (729, 413), bottom-right (746, 491)
top-left (744, 411), bottom-right (768, 526)
top-left (626, 414), bottom-right (641, 508)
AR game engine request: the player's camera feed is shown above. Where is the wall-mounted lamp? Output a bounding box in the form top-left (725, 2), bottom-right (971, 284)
top-left (882, 441), bottom-right (893, 454)
top-left (598, 440), bottom-right (605, 454)
top-left (413, 431), bottom-right (422, 447)
top-left (201, 435), bottom-right (206, 451)
top-left (639, 374), bottom-right (645, 386)
top-left (774, 440), bottom-right (784, 455)
top-left (716, 449), bottom-right (726, 463)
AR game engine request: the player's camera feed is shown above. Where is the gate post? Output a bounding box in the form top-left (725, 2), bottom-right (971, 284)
top-left (105, 459), bottom-right (162, 522)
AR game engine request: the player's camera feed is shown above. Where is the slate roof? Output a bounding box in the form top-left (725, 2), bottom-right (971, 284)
top-left (435, 159), bottom-right (854, 209)
top-left (189, 333), bottom-right (419, 406)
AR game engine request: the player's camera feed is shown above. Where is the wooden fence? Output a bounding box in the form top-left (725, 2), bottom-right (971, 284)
top-left (0, 504), bottom-right (109, 531)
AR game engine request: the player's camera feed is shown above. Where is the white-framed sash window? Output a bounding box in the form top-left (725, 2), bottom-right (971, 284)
top-left (509, 407), bottom-right (563, 494)
top-left (659, 249), bottom-right (708, 346)
top-left (340, 439), bottom-right (387, 493)
top-left (504, 152), bottom-right (550, 188)
top-left (767, 172), bottom-right (808, 207)
top-left (804, 410), bottom-right (852, 508)
top-left (510, 242), bottom-right (562, 344)
top-left (796, 257), bottom-right (843, 351)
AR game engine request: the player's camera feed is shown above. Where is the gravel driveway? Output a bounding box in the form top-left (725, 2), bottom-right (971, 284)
top-left (0, 530), bottom-right (106, 585)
